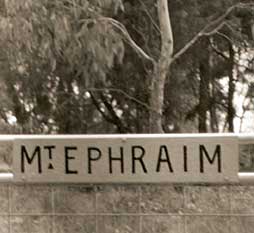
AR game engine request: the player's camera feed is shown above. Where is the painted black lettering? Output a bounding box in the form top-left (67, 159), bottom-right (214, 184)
top-left (44, 145), bottom-right (55, 160)
top-left (65, 146), bottom-right (78, 174)
top-left (132, 146), bottom-right (147, 173)
top-left (108, 147), bottom-right (124, 174)
top-left (183, 145), bottom-right (188, 172)
top-left (88, 147), bottom-right (102, 174)
top-left (21, 145), bottom-right (42, 173)
top-left (156, 145), bottom-right (174, 172)
top-left (200, 145), bottom-right (221, 173)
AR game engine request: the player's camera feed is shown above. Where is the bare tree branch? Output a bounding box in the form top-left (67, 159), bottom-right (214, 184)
top-left (99, 93), bottom-right (129, 133)
top-left (79, 17), bottom-right (155, 63)
top-left (171, 3), bottom-right (254, 64)
top-left (103, 17), bottom-right (155, 63)
top-left (86, 88), bottom-right (159, 114)
top-left (53, 87), bottom-right (158, 114)
top-left (89, 92), bottom-right (114, 124)
top-left (202, 22), bottom-right (226, 37)
top-left (216, 31), bottom-right (234, 44)
top-left (90, 90), bottom-right (129, 133)
top-left (138, 0), bottom-right (161, 33)
top-left (210, 42), bottom-right (229, 60)
top-left (210, 38), bottom-right (254, 72)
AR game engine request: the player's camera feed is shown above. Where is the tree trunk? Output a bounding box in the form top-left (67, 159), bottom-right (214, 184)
top-left (149, 0), bottom-right (173, 133)
top-left (209, 76), bottom-right (219, 132)
top-left (227, 43), bottom-right (235, 132)
top-left (150, 65), bottom-right (169, 133)
top-left (198, 41), bottom-right (210, 133)
top-left (199, 66), bottom-right (209, 132)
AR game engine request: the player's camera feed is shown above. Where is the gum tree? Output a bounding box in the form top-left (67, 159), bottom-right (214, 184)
top-left (0, 0), bottom-right (253, 133)
top-left (135, 0), bottom-right (254, 133)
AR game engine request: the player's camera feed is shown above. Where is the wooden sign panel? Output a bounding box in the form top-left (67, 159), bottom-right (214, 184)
top-left (13, 134), bottom-right (239, 183)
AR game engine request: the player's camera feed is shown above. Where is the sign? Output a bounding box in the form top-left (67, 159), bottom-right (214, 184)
top-left (13, 134), bottom-right (239, 183)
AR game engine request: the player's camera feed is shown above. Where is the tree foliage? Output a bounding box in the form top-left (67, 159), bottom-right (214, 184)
top-left (0, 0), bottom-right (253, 134)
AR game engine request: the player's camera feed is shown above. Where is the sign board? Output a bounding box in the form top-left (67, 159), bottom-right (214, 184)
top-left (13, 134), bottom-right (239, 183)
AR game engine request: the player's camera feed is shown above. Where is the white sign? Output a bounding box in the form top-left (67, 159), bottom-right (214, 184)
top-left (13, 134), bottom-right (239, 183)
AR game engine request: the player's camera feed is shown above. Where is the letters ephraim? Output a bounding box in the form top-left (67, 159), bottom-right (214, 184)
top-left (13, 136), bottom-right (239, 183)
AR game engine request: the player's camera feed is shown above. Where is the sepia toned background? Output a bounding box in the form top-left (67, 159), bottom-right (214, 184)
top-left (0, 0), bottom-right (254, 232)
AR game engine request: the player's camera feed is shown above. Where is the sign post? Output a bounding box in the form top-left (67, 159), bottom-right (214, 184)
top-left (13, 134), bottom-right (239, 183)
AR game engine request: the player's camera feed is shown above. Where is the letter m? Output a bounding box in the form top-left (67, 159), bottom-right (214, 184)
top-left (21, 146), bottom-right (42, 173)
top-left (200, 145), bottom-right (221, 173)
